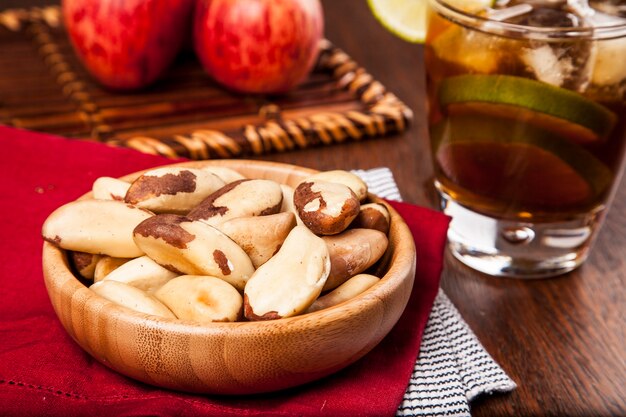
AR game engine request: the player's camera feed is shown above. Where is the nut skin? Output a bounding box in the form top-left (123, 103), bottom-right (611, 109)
top-left (187, 180), bottom-right (243, 222)
top-left (243, 294), bottom-right (281, 321)
top-left (293, 180), bottom-right (360, 236)
top-left (133, 214), bottom-right (255, 291)
top-left (69, 251), bottom-right (101, 280)
top-left (350, 203), bottom-right (391, 235)
top-left (133, 214), bottom-right (195, 250)
top-left (213, 250), bottom-right (231, 275)
top-left (125, 167), bottom-right (225, 214)
top-left (243, 226), bottom-right (330, 320)
top-left (321, 228), bottom-right (388, 291)
top-left (188, 179), bottom-right (283, 226)
top-left (126, 170), bottom-right (197, 202)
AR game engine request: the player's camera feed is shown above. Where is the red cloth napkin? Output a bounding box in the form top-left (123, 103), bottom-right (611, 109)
top-left (0, 126), bottom-right (450, 417)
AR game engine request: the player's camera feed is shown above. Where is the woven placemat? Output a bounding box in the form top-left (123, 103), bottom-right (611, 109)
top-left (0, 5), bottom-right (413, 159)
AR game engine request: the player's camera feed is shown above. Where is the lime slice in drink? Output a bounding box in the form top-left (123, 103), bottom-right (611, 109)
top-left (439, 75), bottom-right (617, 143)
top-left (367, 0), bottom-right (495, 43)
top-left (431, 115), bottom-right (612, 207)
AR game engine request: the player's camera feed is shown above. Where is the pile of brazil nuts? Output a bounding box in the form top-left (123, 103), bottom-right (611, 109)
top-left (42, 166), bottom-right (392, 322)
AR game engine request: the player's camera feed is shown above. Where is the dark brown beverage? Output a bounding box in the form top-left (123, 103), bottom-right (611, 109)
top-left (425, 0), bottom-right (626, 277)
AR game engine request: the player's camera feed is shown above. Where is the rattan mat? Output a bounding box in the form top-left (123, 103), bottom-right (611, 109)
top-left (0, 6), bottom-right (413, 159)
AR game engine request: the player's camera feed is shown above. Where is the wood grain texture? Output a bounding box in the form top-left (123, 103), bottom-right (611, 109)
top-left (5, 0), bottom-right (625, 414)
top-left (41, 160), bottom-right (417, 394)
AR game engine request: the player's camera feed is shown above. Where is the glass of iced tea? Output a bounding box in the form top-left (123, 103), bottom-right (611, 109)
top-left (424, 0), bottom-right (626, 277)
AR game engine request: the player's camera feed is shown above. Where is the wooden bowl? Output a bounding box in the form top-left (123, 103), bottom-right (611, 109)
top-left (42, 160), bottom-right (417, 395)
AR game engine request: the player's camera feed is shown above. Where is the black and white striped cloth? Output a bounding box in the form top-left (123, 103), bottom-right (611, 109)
top-left (353, 168), bottom-right (517, 417)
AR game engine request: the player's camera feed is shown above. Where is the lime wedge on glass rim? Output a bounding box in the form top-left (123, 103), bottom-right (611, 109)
top-left (367, 0), bottom-right (495, 43)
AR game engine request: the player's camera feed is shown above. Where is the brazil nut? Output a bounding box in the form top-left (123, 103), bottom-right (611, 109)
top-left (92, 176), bottom-right (130, 201)
top-left (133, 214), bottom-right (255, 291)
top-left (42, 199), bottom-right (153, 258)
top-left (243, 226), bottom-right (330, 320)
top-left (125, 167), bottom-right (226, 214)
top-left (218, 212), bottom-right (296, 268)
top-left (322, 228), bottom-right (388, 291)
top-left (351, 203), bottom-right (391, 234)
top-left (304, 170), bottom-right (368, 202)
top-left (188, 179), bottom-right (283, 226)
top-left (293, 180), bottom-right (360, 235)
top-left (155, 275), bottom-right (243, 323)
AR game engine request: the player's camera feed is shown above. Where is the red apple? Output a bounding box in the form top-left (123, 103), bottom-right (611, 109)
top-left (193, 0), bottom-right (324, 94)
top-left (62, 0), bottom-right (194, 90)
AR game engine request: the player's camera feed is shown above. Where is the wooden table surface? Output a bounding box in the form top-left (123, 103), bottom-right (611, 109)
top-left (2, 1), bottom-right (625, 416)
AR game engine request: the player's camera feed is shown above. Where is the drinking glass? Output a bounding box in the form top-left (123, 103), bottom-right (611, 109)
top-left (424, 0), bottom-right (626, 277)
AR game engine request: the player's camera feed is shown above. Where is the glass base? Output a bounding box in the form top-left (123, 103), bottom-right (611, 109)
top-left (438, 188), bottom-right (604, 279)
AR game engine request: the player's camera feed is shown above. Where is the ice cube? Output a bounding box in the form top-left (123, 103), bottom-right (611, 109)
top-left (513, 6), bottom-right (595, 91)
top-left (592, 36), bottom-right (626, 87)
top-left (521, 44), bottom-right (572, 87)
top-left (565, 0), bottom-right (626, 89)
top-left (520, 39), bottom-right (594, 91)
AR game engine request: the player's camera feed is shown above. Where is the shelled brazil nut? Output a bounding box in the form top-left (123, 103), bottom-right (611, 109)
top-left (321, 228), bottom-right (388, 291)
top-left (125, 167), bottom-right (226, 214)
top-left (293, 180), bottom-right (360, 235)
top-left (187, 179), bottom-right (283, 226)
top-left (42, 199), bottom-right (153, 257)
top-left (41, 165), bottom-right (393, 323)
top-left (351, 203), bottom-right (391, 234)
top-left (133, 214), bottom-right (255, 291)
